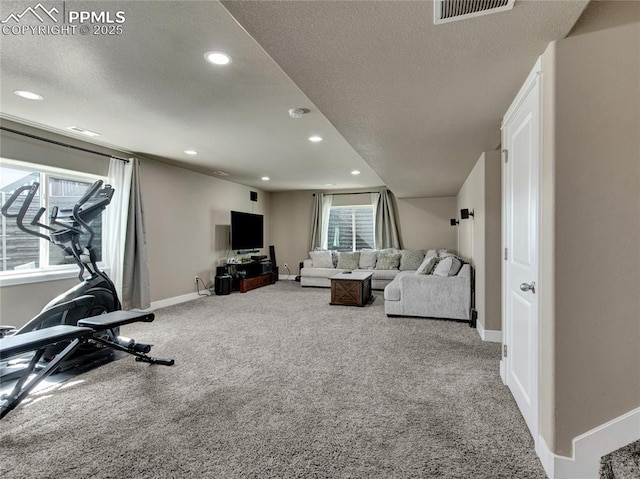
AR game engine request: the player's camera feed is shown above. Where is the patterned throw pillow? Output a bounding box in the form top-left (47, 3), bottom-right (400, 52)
top-left (375, 252), bottom-right (402, 270)
top-left (432, 256), bottom-right (462, 277)
top-left (310, 250), bottom-right (334, 268)
top-left (337, 252), bottom-right (360, 270)
top-left (330, 250), bottom-right (340, 267)
top-left (415, 254), bottom-right (438, 275)
top-left (399, 249), bottom-right (426, 271)
top-left (359, 250), bottom-right (378, 269)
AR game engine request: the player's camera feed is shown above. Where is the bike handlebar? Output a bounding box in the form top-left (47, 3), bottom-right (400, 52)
top-left (1, 183), bottom-right (50, 241)
top-left (75, 180), bottom-right (103, 209)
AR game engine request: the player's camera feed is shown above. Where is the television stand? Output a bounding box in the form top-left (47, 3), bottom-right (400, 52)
top-left (237, 273), bottom-right (275, 293)
top-left (218, 261), bottom-right (275, 293)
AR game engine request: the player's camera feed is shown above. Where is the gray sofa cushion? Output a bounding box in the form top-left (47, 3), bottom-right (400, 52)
top-left (384, 264), bottom-right (472, 320)
top-left (375, 252), bottom-right (401, 270)
top-left (399, 249), bottom-right (426, 271)
top-left (309, 250), bottom-right (334, 268)
top-left (337, 252), bottom-right (360, 270)
top-left (359, 250), bottom-right (378, 269)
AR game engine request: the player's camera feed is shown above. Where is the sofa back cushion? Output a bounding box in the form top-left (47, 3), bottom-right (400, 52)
top-left (337, 252), bottom-right (360, 270)
top-left (399, 249), bottom-right (426, 271)
top-left (359, 250), bottom-right (378, 269)
top-left (375, 252), bottom-right (401, 270)
top-left (309, 250), bottom-right (334, 268)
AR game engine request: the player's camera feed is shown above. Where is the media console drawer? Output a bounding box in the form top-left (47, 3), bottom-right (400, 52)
top-left (238, 273), bottom-right (275, 293)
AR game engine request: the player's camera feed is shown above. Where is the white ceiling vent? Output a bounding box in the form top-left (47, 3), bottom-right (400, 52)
top-left (434, 0), bottom-right (515, 25)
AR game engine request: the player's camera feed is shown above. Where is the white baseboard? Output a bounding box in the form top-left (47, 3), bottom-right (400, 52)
top-left (149, 292), bottom-right (203, 310)
top-left (500, 359), bottom-right (506, 384)
top-left (278, 275), bottom-right (296, 281)
top-left (476, 320), bottom-right (502, 343)
top-left (538, 406), bottom-right (640, 479)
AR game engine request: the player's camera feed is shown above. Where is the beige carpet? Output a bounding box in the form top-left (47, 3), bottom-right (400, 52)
top-left (0, 281), bottom-right (546, 478)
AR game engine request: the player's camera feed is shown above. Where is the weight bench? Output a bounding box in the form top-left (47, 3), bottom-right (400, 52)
top-left (1, 310), bottom-right (174, 419)
top-left (1, 325), bottom-right (93, 419)
top-left (76, 310), bottom-right (175, 367)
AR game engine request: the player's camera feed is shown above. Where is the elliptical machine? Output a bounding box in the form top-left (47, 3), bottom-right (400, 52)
top-left (0, 179), bottom-right (139, 377)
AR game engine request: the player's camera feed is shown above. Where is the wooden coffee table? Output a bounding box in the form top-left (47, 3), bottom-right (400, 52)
top-left (330, 271), bottom-right (374, 307)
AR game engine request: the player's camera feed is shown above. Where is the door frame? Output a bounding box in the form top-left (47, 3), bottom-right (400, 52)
top-left (500, 57), bottom-right (542, 451)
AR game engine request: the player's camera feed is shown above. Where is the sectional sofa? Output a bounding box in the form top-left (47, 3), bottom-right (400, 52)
top-left (300, 249), bottom-right (474, 322)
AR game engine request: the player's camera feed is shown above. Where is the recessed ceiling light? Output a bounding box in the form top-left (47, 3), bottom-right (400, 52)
top-left (325, 183), bottom-right (337, 186)
top-left (204, 51), bottom-right (232, 65)
top-left (184, 150), bottom-right (198, 155)
top-left (14, 90), bottom-right (43, 100)
top-left (66, 126), bottom-right (100, 137)
top-left (261, 176), bottom-right (270, 181)
top-left (351, 170), bottom-right (361, 175)
top-left (213, 171), bottom-right (229, 176)
top-left (308, 135), bottom-right (323, 143)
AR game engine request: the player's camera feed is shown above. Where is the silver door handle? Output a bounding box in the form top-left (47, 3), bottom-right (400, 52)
top-left (520, 281), bottom-right (536, 294)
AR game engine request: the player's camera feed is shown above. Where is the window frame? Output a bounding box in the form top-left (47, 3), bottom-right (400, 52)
top-left (326, 204), bottom-right (376, 252)
top-left (0, 158), bottom-right (107, 286)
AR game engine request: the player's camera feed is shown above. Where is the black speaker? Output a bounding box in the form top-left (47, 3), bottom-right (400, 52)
top-left (250, 191), bottom-right (258, 202)
top-left (269, 245), bottom-right (276, 266)
top-left (215, 275), bottom-right (232, 295)
top-left (269, 245), bottom-right (278, 281)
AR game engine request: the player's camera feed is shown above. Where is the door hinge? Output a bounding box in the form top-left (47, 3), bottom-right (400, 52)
top-left (503, 344), bottom-right (507, 357)
top-left (504, 248), bottom-right (508, 260)
top-left (502, 149), bottom-right (508, 163)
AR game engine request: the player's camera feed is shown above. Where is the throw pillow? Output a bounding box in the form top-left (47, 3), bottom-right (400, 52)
top-left (425, 249), bottom-right (437, 259)
top-left (399, 249), bottom-right (426, 271)
top-left (309, 250), bottom-right (334, 268)
top-left (337, 252), bottom-right (360, 270)
top-left (330, 250), bottom-right (339, 267)
top-left (375, 252), bottom-right (402, 270)
top-left (415, 254), bottom-right (438, 275)
top-left (432, 256), bottom-right (462, 277)
top-left (359, 250), bottom-right (378, 269)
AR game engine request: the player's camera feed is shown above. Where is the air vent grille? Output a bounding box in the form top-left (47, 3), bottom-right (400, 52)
top-left (434, 0), bottom-right (514, 24)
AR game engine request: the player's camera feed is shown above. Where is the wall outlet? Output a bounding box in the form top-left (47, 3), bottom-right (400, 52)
top-left (284, 263), bottom-right (288, 269)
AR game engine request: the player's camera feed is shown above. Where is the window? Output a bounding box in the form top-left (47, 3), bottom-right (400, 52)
top-left (0, 160), bottom-right (105, 276)
top-left (326, 206), bottom-right (375, 252)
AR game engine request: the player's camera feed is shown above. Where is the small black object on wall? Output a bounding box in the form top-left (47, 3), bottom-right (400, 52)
top-left (250, 191), bottom-right (258, 202)
top-left (460, 208), bottom-right (474, 219)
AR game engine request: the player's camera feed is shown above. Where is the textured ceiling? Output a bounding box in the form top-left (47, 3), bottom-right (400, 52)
top-left (0, 0), bottom-right (588, 197)
top-left (223, 0), bottom-right (589, 197)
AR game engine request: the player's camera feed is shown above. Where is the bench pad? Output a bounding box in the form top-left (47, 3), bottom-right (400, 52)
top-left (77, 310), bottom-right (154, 329)
top-left (0, 325), bottom-right (93, 359)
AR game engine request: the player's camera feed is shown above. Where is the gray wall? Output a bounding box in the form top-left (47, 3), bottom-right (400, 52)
top-left (395, 196), bottom-right (457, 251)
top-left (456, 151), bottom-right (502, 333)
top-left (269, 190), bottom-right (458, 277)
top-left (140, 158), bottom-right (270, 301)
top-left (0, 123), bottom-right (272, 326)
top-left (540, 21), bottom-right (640, 456)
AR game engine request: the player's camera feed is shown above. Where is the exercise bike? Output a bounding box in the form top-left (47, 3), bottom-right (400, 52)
top-left (0, 179), bottom-right (158, 381)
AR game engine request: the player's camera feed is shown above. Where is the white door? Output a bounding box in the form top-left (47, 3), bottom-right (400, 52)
top-left (502, 60), bottom-right (541, 444)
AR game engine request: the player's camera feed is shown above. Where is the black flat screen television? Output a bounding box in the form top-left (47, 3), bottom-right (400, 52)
top-left (230, 211), bottom-right (264, 251)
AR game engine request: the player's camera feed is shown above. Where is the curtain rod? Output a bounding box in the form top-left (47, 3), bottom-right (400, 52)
top-left (314, 191), bottom-right (384, 196)
top-left (0, 126), bottom-right (130, 163)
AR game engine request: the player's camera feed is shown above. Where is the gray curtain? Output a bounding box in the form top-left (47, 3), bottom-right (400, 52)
top-left (122, 158), bottom-right (150, 309)
top-left (310, 193), bottom-right (322, 251)
top-left (375, 189), bottom-right (401, 249)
